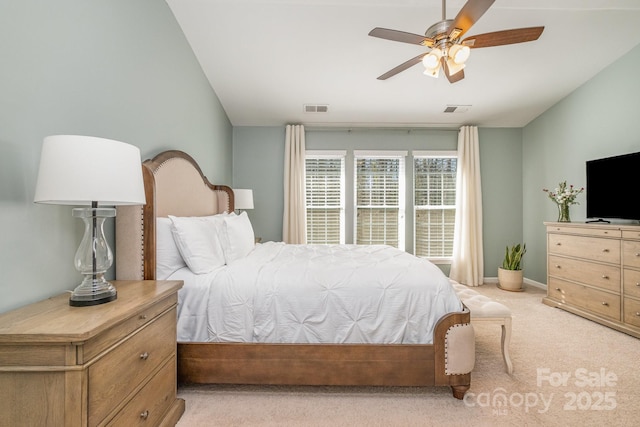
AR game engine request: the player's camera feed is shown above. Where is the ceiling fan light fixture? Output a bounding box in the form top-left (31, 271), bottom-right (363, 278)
top-left (423, 66), bottom-right (440, 78)
top-left (422, 48), bottom-right (442, 70)
top-left (449, 43), bottom-right (471, 64)
top-left (446, 57), bottom-right (465, 76)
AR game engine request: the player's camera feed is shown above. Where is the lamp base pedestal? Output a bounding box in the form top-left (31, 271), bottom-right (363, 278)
top-left (69, 278), bottom-right (117, 307)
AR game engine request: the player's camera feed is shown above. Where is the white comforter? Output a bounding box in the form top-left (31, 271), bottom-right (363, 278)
top-left (170, 242), bottom-right (463, 344)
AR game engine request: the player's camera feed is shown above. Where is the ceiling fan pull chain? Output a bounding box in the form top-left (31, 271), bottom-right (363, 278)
top-left (442, 0), bottom-right (446, 21)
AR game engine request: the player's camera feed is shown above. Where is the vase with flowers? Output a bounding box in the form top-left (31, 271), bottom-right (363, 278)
top-left (543, 181), bottom-right (584, 222)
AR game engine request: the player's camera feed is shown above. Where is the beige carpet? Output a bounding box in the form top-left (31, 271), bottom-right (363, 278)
top-left (176, 284), bottom-right (640, 426)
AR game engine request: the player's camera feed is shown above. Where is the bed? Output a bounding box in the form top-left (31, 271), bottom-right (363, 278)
top-left (115, 150), bottom-right (474, 399)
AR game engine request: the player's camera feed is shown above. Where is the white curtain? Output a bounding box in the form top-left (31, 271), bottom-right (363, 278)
top-left (450, 126), bottom-right (484, 286)
top-left (283, 124), bottom-right (307, 244)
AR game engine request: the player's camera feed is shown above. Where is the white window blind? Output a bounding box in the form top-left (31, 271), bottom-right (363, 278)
top-left (414, 154), bottom-right (457, 259)
top-left (354, 153), bottom-right (405, 249)
top-left (305, 153), bottom-right (345, 244)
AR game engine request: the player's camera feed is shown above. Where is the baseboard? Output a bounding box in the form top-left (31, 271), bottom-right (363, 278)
top-left (484, 276), bottom-right (546, 290)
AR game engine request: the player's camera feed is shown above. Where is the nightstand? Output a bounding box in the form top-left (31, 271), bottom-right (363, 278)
top-left (0, 280), bottom-right (185, 426)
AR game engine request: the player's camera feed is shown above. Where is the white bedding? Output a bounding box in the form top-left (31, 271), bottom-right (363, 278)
top-left (170, 242), bottom-right (463, 344)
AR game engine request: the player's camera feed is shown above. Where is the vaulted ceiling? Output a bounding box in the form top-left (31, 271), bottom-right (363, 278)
top-left (166, 0), bottom-right (640, 128)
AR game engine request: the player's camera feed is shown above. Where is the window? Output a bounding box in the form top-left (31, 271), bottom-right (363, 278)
top-left (413, 152), bottom-right (457, 260)
top-left (305, 152), bottom-right (345, 244)
top-left (354, 151), bottom-right (406, 250)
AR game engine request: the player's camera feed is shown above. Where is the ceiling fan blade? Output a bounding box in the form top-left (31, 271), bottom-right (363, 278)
top-left (447, 0), bottom-right (495, 40)
top-left (377, 53), bottom-right (425, 80)
top-left (369, 27), bottom-right (434, 47)
top-left (462, 26), bottom-right (544, 48)
top-left (441, 57), bottom-right (465, 84)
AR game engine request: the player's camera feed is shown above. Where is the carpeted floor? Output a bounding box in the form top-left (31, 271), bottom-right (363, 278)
top-left (176, 283), bottom-right (640, 426)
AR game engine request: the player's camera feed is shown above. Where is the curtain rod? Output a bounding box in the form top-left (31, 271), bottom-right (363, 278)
top-left (303, 125), bottom-right (462, 132)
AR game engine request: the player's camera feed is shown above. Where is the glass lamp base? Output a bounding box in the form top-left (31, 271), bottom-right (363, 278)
top-left (69, 278), bottom-right (117, 307)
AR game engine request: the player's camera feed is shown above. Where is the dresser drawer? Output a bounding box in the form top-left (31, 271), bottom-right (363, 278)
top-left (88, 307), bottom-right (176, 426)
top-left (106, 355), bottom-right (176, 427)
top-left (548, 255), bottom-right (620, 292)
top-left (547, 225), bottom-right (621, 238)
top-left (623, 298), bottom-right (640, 328)
top-left (623, 240), bottom-right (640, 269)
top-left (623, 269), bottom-right (640, 298)
top-left (548, 234), bottom-right (620, 264)
top-left (548, 277), bottom-right (620, 321)
top-left (622, 229), bottom-right (640, 240)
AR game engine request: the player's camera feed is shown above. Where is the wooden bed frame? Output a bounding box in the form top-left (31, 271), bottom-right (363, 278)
top-left (115, 150), bottom-right (474, 399)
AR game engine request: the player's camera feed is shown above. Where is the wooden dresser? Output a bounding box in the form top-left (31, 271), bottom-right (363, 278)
top-left (0, 280), bottom-right (185, 426)
top-left (543, 222), bottom-right (640, 338)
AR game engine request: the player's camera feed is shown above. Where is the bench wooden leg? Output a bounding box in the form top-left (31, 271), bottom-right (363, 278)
top-left (501, 317), bottom-right (513, 374)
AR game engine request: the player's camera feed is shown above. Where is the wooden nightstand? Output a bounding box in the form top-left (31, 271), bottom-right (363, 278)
top-left (0, 280), bottom-right (185, 426)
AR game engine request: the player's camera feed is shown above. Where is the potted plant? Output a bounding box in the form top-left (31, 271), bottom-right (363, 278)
top-left (498, 243), bottom-right (526, 291)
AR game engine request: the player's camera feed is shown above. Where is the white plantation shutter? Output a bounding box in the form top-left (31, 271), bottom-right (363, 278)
top-left (354, 152), bottom-right (405, 249)
top-left (414, 153), bottom-right (457, 259)
top-left (305, 153), bottom-right (345, 244)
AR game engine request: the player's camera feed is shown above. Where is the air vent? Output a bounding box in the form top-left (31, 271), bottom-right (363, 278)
top-left (304, 104), bottom-right (329, 113)
top-left (444, 105), bottom-right (471, 113)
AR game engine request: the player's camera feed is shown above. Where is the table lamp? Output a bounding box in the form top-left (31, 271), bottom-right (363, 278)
top-left (34, 135), bottom-right (146, 306)
top-left (233, 189), bottom-right (254, 213)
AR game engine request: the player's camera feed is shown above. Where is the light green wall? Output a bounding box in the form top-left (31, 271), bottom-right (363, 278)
top-left (232, 126), bottom-right (524, 276)
top-left (522, 43), bottom-right (640, 284)
top-left (0, 0), bottom-right (232, 313)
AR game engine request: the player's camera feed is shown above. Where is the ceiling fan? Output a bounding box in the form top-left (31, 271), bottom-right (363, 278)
top-left (369, 0), bottom-right (544, 83)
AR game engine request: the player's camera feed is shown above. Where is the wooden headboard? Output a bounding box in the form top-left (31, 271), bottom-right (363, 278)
top-left (115, 150), bottom-right (233, 280)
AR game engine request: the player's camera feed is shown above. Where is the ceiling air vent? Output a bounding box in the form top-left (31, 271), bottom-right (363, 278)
top-left (304, 104), bottom-right (329, 113)
top-left (444, 105), bottom-right (471, 113)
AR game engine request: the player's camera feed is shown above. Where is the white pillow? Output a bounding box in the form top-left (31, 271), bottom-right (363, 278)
top-left (168, 214), bottom-right (226, 274)
top-left (219, 211), bottom-right (255, 263)
top-left (156, 217), bottom-right (187, 279)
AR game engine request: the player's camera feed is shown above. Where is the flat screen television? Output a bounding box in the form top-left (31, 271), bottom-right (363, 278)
top-left (586, 151), bottom-right (640, 221)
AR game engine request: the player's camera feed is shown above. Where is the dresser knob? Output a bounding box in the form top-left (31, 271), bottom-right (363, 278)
top-left (636, 253), bottom-right (640, 257)
top-left (602, 248), bottom-right (609, 253)
top-left (140, 410), bottom-right (149, 420)
top-left (555, 265), bottom-right (561, 269)
top-left (636, 282), bottom-right (640, 287)
top-left (140, 352), bottom-right (149, 360)
top-left (555, 287), bottom-right (561, 292)
top-left (556, 242), bottom-right (561, 246)
top-left (139, 314), bottom-right (147, 320)
top-left (636, 312), bottom-right (640, 317)
top-left (601, 302), bottom-right (609, 306)
top-left (601, 275), bottom-right (609, 280)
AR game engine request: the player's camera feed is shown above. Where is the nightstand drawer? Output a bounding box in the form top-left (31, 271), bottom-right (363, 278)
top-left (548, 234), bottom-right (620, 263)
top-left (88, 307), bottom-right (176, 425)
top-left (624, 298), bottom-right (640, 328)
top-left (548, 277), bottom-right (620, 321)
top-left (106, 355), bottom-right (177, 427)
top-left (548, 255), bottom-right (620, 292)
top-left (82, 293), bottom-right (177, 363)
top-left (623, 240), bottom-right (640, 269)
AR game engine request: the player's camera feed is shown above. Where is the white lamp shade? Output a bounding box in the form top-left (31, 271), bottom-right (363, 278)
top-left (34, 135), bottom-right (146, 206)
top-left (233, 189), bottom-right (254, 210)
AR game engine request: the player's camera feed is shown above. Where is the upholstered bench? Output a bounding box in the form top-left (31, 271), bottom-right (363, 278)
top-left (451, 281), bottom-right (513, 374)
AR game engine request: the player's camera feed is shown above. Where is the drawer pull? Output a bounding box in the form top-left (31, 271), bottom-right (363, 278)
top-left (555, 265), bottom-right (561, 269)
top-left (636, 283), bottom-right (640, 287)
top-left (636, 312), bottom-right (640, 317)
top-left (636, 253), bottom-right (640, 257)
top-left (601, 275), bottom-right (609, 280)
top-left (140, 410), bottom-right (149, 420)
top-left (140, 352), bottom-right (149, 360)
top-left (602, 248), bottom-right (609, 253)
top-left (601, 302), bottom-right (609, 306)
top-left (556, 242), bottom-right (562, 246)
top-left (139, 314), bottom-right (147, 320)
top-left (555, 287), bottom-right (561, 291)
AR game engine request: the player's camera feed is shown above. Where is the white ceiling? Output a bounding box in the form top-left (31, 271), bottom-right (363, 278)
top-left (166, 0), bottom-right (640, 128)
